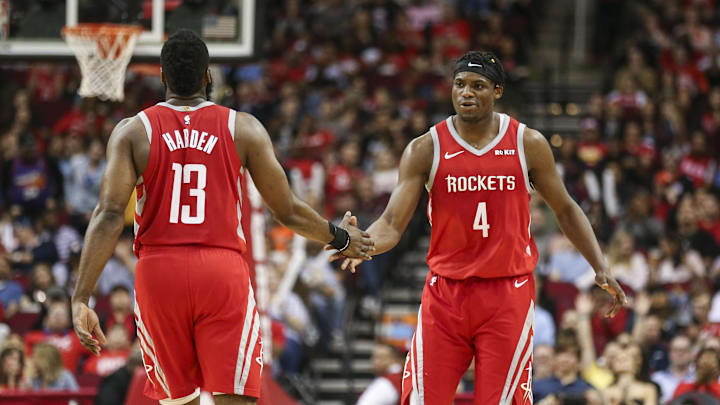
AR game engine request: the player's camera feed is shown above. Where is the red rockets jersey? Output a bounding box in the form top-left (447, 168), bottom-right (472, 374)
top-left (425, 114), bottom-right (538, 279)
top-left (133, 101), bottom-right (247, 256)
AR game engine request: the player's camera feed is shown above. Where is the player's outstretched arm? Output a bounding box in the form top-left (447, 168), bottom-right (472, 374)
top-left (235, 112), bottom-right (373, 259)
top-left (334, 134), bottom-right (432, 272)
top-left (524, 128), bottom-right (627, 317)
top-left (72, 117), bottom-right (141, 354)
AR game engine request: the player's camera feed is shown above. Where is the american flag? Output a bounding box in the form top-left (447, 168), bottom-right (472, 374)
top-left (202, 16), bottom-right (237, 40)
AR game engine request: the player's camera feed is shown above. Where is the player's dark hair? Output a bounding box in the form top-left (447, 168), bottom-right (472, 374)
top-left (454, 51), bottom-right (506, 86)
top-left (161, 29), bottom-right (209, 97)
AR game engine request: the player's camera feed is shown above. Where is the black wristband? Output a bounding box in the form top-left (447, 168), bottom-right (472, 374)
top-left (328, 221), bottom-right (351, 251)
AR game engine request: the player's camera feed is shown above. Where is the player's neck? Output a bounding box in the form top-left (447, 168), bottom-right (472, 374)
top-left (452, 111), bottom-right (498, 143)
top-left (165, 91), bottom-right (207, 106)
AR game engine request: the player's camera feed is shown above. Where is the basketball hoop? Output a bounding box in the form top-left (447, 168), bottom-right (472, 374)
top-left (62, 24), bottom-right (143, 102)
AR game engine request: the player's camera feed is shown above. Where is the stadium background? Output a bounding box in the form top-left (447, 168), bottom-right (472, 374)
top-left (0, 0), bottom-right (719, 404)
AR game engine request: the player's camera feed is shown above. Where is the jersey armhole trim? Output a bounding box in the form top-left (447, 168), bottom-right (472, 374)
top-left (517, 123), bottom-right (533, 193)
top-left (228, 109), bottom-right (237, 140)
top-left (137, 111), bottom-right (152, 144)
top-left (426, 127), bottom-right (440, 191)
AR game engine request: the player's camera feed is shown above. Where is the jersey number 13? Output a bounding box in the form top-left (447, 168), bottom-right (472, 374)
top-left (169, 163), bottom-right (206, 224)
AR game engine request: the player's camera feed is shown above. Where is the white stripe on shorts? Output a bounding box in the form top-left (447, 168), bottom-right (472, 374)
top-left (238, 311), bottom-right (260, 394)
top-left (234, 280), bottom-right (256, 394)
top-left (499, 300), bottom-right (534, 405)
top-left (134, 298), bottom-right (171, 397)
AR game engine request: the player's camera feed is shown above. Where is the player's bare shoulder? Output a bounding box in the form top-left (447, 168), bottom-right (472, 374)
top-left (232, 111), bottom-right (271, 166)
top-left (108, 116), bottom-right (150, 174)
top-left (521, 126), bottom-right (553, 172)
top-left (399, 132), bottom-right (434, 178)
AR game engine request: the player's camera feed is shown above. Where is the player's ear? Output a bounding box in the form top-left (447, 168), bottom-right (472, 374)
top-left (494, 84), bottom-right (504, 99)
top-left (205, 69), bottom-right (212, 85)
top-left (160, 68), bottom-right (166, 85)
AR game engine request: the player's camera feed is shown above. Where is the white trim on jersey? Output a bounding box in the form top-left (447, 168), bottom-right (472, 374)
top-left (228, 109), bottom-right (237, 140)
top-left (236, 177), bottom-right (246, 242)
top-left (516, 123), bottom-right (533, 193)
top-left (499, 300), bottom-right (534, 405)
top-left (234, 281), bottom-right (256, 394)
top-left (446, 113), bottom-right (509, 156)
top-left (156, 101), bottom-right (215, 111)
top-left (426, 127), bottom-right (440, 191)
top-left (137, 111), bottom-right (152, 143)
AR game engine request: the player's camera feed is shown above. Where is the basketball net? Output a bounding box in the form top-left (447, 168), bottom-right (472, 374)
top-left (62, 24), bottom-right (143, 102)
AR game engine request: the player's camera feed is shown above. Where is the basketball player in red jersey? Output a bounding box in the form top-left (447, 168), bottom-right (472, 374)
top-left (70, 30), bottom-right (374, 405)
top-left (334, 51), bottom-right (628, 404)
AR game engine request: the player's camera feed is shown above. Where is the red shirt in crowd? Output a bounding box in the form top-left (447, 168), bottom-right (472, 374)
top-left (104, 313), bottom-right (136, 342)
top-left (679, 154), bottom-right (715, 187)
top-left (24, 330), bottom-right (86, 373)
top-left (83, 349), bottom-right (130, 377)
top-left (673, 381), bottom-right (720, 399)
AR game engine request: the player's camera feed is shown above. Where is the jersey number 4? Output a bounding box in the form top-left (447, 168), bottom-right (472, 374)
top-left (170, 163), bottom-right (206, 224)
top-left (473, 202), bottom-right (490, 237)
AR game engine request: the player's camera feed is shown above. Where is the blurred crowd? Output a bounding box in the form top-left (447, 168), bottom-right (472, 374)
top-left (510, 0), bottom-right (720, 404)
top-left (0, 0), bottom-right (537, 400)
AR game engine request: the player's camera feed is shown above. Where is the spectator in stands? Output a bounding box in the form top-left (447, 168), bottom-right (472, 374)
top-left (676, 194), bottom-right (720, 267)
top-left (606, 229), bottom-right (648, 293)
top-left (672, 347), bottom-right (720, 400)
top-left (27, 342), bottom-right (78, 390)
top-left (301, 242), bottom-right (345, 349)
top-left (654, 233), bottom-right (704, 284)
top-left (24, 302), bottom-right (85, 374)
top-left (19, 262), bottom-right (57, 313)
top-left (8, 217), bottom-right (59, 273)
top-left (623, 190), bottom-right (665, 251)
top-left (83, 324), bottom-right (130, 377)
top-left (64, 137), bottom-right (106, 225)
top-left (102, 285), bottom-right (135, 342)
top-left (1, 134), bottom-right (63, 219)
top-left (94, 344), bottom-right (144, 405)
top-left (652, 334), bottom-right (696, 404)
top-left (603, 342), bottom-right (659, 404)
top-left (0, 346), bottom-right (25, 390)
top-left (632, 292), bottom-right (670, 373)
top-left (533, 339), bottom-right (596, 402)
top-left (542, 235), bottom-right (594, 290)
top-left (356, 343), bottom-right (403, 405)
top-left (96, 233), bottom-right (135, 296)
top-left (0, 256), bottom-right (22, 319)
top-left (534, 344), bottom-right (555, 381)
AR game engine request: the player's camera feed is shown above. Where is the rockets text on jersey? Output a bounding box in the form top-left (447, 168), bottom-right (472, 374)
top-left (133, 101), bottom-right (247, 256)
top-left (425, 113), bottom-right (539, 279)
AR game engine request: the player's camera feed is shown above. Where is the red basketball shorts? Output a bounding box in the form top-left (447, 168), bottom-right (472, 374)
top-left (402, 272), bottom-right (535, 405)
top-left (134, 245), bottom-right (262, 403)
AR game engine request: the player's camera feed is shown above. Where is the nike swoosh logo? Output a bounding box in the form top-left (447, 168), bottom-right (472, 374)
top-left (514, 279), bottom-right (528, 288)
top-left (444, 151), bottom-right (465, 159)
top-left (468, 62), bottom-right (483, 68)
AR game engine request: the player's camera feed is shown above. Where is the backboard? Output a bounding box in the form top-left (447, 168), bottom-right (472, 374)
top-left (0, 0), bottom-right (259, 61)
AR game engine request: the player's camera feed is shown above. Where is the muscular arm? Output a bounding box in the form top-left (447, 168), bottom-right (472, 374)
top-left (363, 134), bottom-right (432, 255)
top-left (524, 128), bottom-right (626, 315)
top-left (73, 118), bottom-right (140, 304)
top-left (235, 113), bottom-right (371, 257)
top-left (72, 118), bottom-right (141, 354)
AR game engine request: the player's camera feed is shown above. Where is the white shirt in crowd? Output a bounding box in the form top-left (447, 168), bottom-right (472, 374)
top-left (356, 363), bottom-right (402, 405)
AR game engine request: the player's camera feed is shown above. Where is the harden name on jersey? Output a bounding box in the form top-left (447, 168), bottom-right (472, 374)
top-left (444, 174), bottom-right (516, 193)
top-left (160, 127), bottom-right (219, 155)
